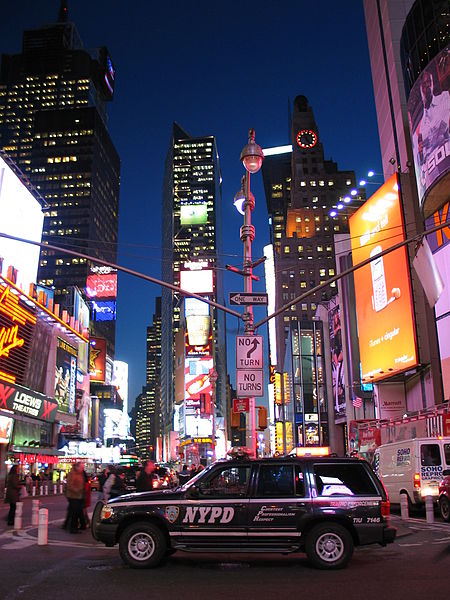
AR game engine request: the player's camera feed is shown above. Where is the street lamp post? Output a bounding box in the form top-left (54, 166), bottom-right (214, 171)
top-left (236, 128), bottom-right (264, 458)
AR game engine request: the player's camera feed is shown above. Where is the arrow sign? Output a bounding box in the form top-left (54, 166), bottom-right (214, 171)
top-left (236, 335), bottom-right (263, 369)
top-left (229, 293), bottom-right (268, 306)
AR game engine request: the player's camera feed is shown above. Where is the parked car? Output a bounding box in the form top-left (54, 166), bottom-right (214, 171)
top-left (93, 456), bottom-right (396, 570)
top-left (438, 468), bottom-right (450, 522)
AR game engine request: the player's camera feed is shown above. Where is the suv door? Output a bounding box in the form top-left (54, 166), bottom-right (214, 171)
top-left (247, 462), bottom-right (309, 548)
top-left (178, 463), bottom-right (251, 547)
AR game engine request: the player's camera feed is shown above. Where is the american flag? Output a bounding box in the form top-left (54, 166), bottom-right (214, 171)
top-left (352, 394), bottom-right (363, 409)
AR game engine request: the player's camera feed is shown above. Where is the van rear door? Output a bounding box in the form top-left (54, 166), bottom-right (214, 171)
top-left (419, 442), bottom-right (444, 499)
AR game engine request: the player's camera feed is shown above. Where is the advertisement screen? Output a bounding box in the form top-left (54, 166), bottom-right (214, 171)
top-left (408, 45), bottom-right (450, 214)
top-left (55, 338), bottom-right (77, 414)
top-left (185, 357), bottom-right (213, 415)
top-left (185, 297), bottom-right (209, 316)
top-left (92, 300), bottom-right (116, 321)
top-left (89, 337), bottom-right (107, 383)
top-left (86, 273), bottom-right (117, 299)
top-left (0, 415), bottom-right (13, 443)
top-left (179, 269), bottom-right (213, 294)
top-left (349, 175), bottom-right (418, 382)
top-left (329, 304), bottom-right (346, 421)
top-left (180, 204), bottom-right (208, 225)
top-left (426, 202), bottom-right (450, 399)
top-left (0, 281), bottom-right (36, 386)
top-left (0, 155), bottom-right (44, 290)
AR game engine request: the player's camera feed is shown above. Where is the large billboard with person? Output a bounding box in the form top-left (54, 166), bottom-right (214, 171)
top-left (408, 45), bottom-right (450, 215)
top-left (54, 338), bottom-right (77, 414)
top-left (349, 175), bottom-right (418, 383)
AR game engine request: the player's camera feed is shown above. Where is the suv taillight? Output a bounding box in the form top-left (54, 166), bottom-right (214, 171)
top-left (381, 499), bottom-right (390, 521)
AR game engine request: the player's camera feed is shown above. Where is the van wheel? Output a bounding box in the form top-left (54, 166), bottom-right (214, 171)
top-left (119, 522), bottom-right (166, 568)
top-left (439, 496), bottom-right (450, 522)
top-left (305, 523), bottom-right (353, 569)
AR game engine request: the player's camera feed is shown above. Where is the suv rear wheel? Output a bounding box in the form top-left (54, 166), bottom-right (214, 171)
top-left (439, 496), bottom-right (450, 522)
top-left (305, 522), bottom-right (353, 569)
top-left (119, 522), bottom-right (167, 568)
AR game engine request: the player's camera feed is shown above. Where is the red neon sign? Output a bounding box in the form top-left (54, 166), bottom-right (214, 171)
top-left (0, 283), bottom-right (36, 385)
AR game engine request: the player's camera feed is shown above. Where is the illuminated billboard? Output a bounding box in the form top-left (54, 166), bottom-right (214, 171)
top-left (0, 155), bottom-right (44, 290)
top-left (180, 204), bottom-right (208, 225)
top-left (349, 175), bottom-right (418, 382)
top-left (89, 337), bottom-right (107, 383)
top-left (185, 297), bottom-right (210, 347)
top-left (408, 45), bottom-right (450, 216)
top-left (329, 303), bottom-right (346, 421)
top-left (86, 273), bottom-right (117, 299)
top-left (180, 269), bottom-right (213, 294)
top-left (426, 202), bottom-right (450, 400)
top-left (184, 357), bottom-right (214, 437)
top-left (0, 415), bottom-right (13, 443)
top-left (0, 282), bottom-right (36, 385)
top-left (92, 300), bottom-right (116, 321)
top-left (55, 338), bottom-right (77, 414)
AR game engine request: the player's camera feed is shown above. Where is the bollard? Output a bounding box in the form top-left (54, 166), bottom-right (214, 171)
top-left (32, 499), bottom-right (40, 526)
top-left (14, 501), bottom-right (23, 530)
top-left (425, 495), bottom-right (434, 524)
top-left (32, 486), bottom-right (36, 497)
top-left (59, 483), bottom-right (63, 495)
top-left (400, 493), bottom-right (409, 520)
top-left (44, 484), bottom-right (48, 496)
top-left (53, 483), bottom-right (57, 495)
top-left (37, 508), bottom-right (48, 546)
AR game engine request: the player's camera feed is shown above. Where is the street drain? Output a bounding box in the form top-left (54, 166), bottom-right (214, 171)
top-left (87, 565), bottom-right (114, 571)
top-left (218, 562), bottom-right (250, 570)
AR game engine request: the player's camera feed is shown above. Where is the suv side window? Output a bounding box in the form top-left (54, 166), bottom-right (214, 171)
top-left (313, 463), bottom-right (379, 497)
top-left (256, 464), bottom-right (294, 497)
top-left (199, 466), bottom-right (251, 498)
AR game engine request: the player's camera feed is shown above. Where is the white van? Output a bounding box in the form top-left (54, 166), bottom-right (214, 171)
top-left (373, 437), bottom-right (450, 506)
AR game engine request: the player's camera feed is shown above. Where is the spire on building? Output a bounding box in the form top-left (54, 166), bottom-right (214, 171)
top-left (58, 0), bottom-right (68, 23)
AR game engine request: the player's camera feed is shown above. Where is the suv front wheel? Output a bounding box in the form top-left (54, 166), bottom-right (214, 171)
top-left (119, 522), bottom-right (167, 568)
top-left (305, 522), bottom-right (353, 569)
top-left (439, 496), bottom-right (450, 522)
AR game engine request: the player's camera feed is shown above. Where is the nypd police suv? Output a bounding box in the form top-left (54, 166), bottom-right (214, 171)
top-left (93, 455), bottom-right (396, 570)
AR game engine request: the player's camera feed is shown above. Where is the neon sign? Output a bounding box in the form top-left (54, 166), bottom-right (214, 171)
top-left (0, 283), bottom-right (36, 384)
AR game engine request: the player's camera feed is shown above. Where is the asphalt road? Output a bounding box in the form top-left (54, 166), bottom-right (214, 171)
top-left (0, 494), bottom-right (449, 600)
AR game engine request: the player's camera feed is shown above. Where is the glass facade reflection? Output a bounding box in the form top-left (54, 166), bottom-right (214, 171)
top-left (283, 320), bottom-right (328, 447)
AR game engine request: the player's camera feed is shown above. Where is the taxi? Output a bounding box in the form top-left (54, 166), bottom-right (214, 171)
top-left (92, 453), bottom-right (396, 570)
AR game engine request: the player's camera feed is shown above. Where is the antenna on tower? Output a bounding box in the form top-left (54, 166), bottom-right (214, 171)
top-left (58, 0), bottom-right (68, 23)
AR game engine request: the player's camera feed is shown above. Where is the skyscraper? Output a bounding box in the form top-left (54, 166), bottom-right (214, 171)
top-left (0, 2), bottom-right (120, 353)
top-left (262, 96), bottom-right (365, 369)
top-left (161, 123), bottom-right (226, 462)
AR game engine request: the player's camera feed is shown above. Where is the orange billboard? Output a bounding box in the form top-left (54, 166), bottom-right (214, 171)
top-left (349, 174), bottom-right (417, 382)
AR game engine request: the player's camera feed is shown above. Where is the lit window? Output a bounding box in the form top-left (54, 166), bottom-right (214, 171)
top-left (284, 246), bottom-right (290, 253)
top-left (310, 181), bottom-right (316, 186)
top-left (328, 269), bottom-right (335, 276)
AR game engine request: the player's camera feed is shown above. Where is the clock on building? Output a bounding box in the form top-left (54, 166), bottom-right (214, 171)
top-left (296, 129), bottom-right (317, 149)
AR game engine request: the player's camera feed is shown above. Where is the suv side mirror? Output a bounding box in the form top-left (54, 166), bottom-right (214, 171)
top-left (443, 469), bottom-right (450, 477)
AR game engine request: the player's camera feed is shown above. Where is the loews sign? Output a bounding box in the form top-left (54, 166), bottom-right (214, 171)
top-left (0, 381), bottom-right (58, 422)
top-left (0, 283), bottom-right (36, 385)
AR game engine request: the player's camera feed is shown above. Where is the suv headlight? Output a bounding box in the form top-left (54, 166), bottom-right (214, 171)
top-left (100, 505), bottom-right (114, 520)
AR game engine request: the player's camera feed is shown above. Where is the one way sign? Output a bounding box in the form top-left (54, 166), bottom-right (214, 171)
top-left (229, 293), bottom-right (268, 306)
top-left (236, 335), bottom-right (263, 369)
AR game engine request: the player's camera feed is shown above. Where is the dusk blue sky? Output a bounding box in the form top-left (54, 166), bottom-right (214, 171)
top-left (1, 1), bottom-right (383, 408)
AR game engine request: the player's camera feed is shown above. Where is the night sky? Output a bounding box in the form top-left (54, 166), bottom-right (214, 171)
top-left (1, 1), bottom-right (382, 408)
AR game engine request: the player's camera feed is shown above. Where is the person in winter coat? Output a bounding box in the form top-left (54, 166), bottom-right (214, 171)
top-left (5, 465), bottom-right (21, 526)
top-left (136, 461), bottom-right (156, 492)
top-left (65, 463), bottom-right (86, 533)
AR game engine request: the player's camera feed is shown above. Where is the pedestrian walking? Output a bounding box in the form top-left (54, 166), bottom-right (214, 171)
top-left (5, 465), bottom-right (21, 526)
top-left (65, 462), bottom-right (86, 533)
top-left (83, 471), bottom-right (92, 527)
top-left (110, 469), bottom-right (128, 498)
top-left (136, 461), bottom-right (156, 492)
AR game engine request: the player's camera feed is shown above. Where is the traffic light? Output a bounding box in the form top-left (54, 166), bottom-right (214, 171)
top-left (257, 407), bottom-right (268, 430)
top-left (230, 408), bottom-right (240, 428)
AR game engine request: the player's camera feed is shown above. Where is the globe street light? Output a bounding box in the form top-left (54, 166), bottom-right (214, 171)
top-left (234, 128), bottom-right (264, 458)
